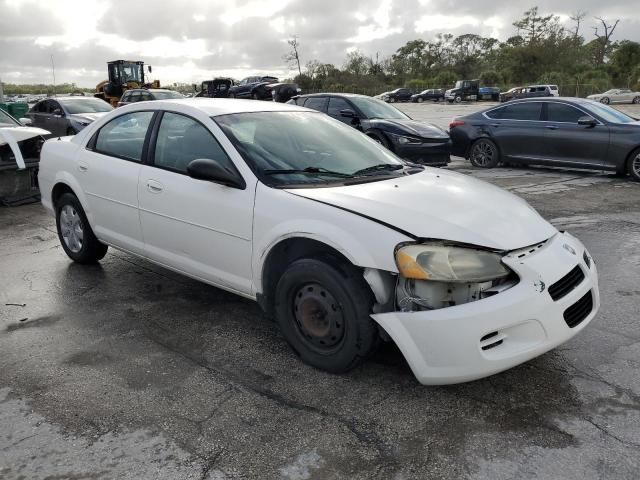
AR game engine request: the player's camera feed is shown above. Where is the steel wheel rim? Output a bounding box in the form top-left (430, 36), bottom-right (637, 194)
top-left (472, 141), bottom-right (495, 167)
top-left (633, 153), bottom-right (640, 176)
top-left (601, 98), bottom-right (609, 104)
top-left (292, 283), bottom-right (345, 352)
top-left (60, 205), bottom-right (84, 253)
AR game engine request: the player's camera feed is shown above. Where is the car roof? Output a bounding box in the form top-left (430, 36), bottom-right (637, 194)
top-left (124, 98), bottom-right (309, 116)
top-left (126, 89), bottom-right (176, 93)
top-left (295, 92), bottom-right (372, 99)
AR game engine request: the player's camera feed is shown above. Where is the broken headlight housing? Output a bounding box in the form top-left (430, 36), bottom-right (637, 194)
top-left (394, 243), bottom-right (516, 311)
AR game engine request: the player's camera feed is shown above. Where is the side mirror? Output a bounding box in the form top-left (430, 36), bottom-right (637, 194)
top-left (52, 108), bottom-right (64, 117)
top-left (577, 116), bottom-right (597, 127)
top-left (19, 117), bottom-right (33, 126)
top-left (187, 158), bottom-right (246, 189)
top-left (340, 109), bottom-right (357, 118)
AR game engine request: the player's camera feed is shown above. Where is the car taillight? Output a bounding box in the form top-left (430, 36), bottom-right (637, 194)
top-left (449, 120), bottom-right (465, 129)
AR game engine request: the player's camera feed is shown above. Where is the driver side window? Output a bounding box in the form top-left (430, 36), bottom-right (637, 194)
top-left (153, 112), bottom-right (233, 174)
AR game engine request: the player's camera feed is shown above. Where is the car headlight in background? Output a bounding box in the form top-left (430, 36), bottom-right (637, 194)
top-left (395, 243), bottom-right (510, 283)
top-left (389, 133), bottom-right (423, 145)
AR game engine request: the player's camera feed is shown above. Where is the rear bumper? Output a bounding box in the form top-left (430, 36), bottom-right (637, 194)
top-left (371, 232), bottom-right (599, 385)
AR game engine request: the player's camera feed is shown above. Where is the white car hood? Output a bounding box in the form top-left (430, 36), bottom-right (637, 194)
top-left (0, 126), bottom-right (50, 169)
top-left (286, 169), bottom-right (557, 251)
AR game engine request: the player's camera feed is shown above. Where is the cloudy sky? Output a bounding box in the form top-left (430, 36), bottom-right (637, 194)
top-left (1, 0), bottom-right (639, 87)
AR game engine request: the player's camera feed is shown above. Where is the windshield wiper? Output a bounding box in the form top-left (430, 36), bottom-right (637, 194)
top-left (352, 164), bottom-right (405, 176)
top-left (263, 166), bottom-right (352, 178)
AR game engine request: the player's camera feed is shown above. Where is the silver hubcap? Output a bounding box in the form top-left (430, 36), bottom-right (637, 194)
top-left (60, 205), bottom-right (84, 253)
top-left (472, 142), bottom-right (495, 167)
top-left (633, 154), bottom-right (640, 176)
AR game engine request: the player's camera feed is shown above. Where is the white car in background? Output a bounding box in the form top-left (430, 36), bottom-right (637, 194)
top-left (588, 89), bottom-right (640, 105)
top-left (38, 99), bottom-right (599, 385)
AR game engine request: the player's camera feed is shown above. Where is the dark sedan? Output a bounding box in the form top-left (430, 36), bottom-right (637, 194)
top-left (449, 97), bottom-right (640, 181)
top-left (288, 93), bottom-right (450, 166)
top-left (26, 97), bottom-right (113, 137)
top-left (411, 89), bottom-right (445, 103)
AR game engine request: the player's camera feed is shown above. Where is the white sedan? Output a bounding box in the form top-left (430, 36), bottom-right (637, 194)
top-left (38, 99), bottom-right (599, 385)
top-left (588, 89), bottom-right (640, 105)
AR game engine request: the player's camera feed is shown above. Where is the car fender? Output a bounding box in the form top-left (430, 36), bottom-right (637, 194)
top-left (50, 171), bottom-right (95, 225)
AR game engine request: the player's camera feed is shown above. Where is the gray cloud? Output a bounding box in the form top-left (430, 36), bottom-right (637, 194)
top-left (1, 0), bottom-right (638, 87)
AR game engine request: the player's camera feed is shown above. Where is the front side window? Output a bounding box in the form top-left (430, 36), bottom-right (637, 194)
top-left (546, 103), bottom-right (584, 123)
top-left (215, 111), bottom-right (404, 187)
top-left (94, 111), bottom-right (154, 161)
top-left (327, 97), bottom-right (353, 118)
top-left (153, 112), bottom-right (232, 173)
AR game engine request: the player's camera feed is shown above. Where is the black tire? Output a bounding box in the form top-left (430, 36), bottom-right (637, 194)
top-left (229, 93), bottom-right (236, 98)
top-left (55, 193), bottom-right (108, 263)
top-left (469, 138), bottom-right (500, 168)
top-left (66, 127), bottom-right (76, 136)
top-left (251, 92), bottom-right (259, 100)
top-left (627, 148), bottom-right (640, 182)
top-left (600, 97), bottom-right (610, 105)
top-left (367, 130), bottom-right (392, 151)
top-left (454, 95), bottom-right (462, 103)
top-left (633, 97), bottom-right (640, 105)
top-left (417, 97), bottom-right (424, 103)
top-left (273, 257), bottom-right (378, 373)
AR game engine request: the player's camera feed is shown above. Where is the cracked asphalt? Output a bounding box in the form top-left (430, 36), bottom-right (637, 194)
top-left (1, 101), bottom-right (640, 480)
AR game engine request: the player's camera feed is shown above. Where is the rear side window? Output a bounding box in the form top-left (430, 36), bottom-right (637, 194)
top-left (500, 103), bottom-right (543, 121)
top-left (94, 111), bottom-right (154, 161)
top-left (303, 97), bottom-right (327, 112)
top-left (546, 103), bottom-right (584, 123)
top-left (153, 112), bottom-right (232, 173)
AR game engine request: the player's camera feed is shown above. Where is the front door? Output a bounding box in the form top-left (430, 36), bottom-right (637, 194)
top-left (80, 110), bottom-right (155, 254)
top-left (138, 111), bottom-right (255, 294)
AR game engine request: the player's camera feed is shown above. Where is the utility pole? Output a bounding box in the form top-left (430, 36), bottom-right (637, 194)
top-left (51, 54), bottom-right (56, 96)
top-left (0, 77), bottom-right (4, 103)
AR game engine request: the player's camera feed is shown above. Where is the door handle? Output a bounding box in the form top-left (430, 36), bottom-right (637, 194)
top-left (146, 180), bottom-right (163, 193)
top-left (78, 162), bottom-right (88, 172)
top-left (546, 125), bottom-right (558, 130)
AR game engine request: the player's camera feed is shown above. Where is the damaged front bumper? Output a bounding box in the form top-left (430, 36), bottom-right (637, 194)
top-left (371, 232), bottom-right (599, 385)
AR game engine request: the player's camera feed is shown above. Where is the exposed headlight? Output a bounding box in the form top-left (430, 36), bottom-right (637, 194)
top-left (395, 243), bottom-right (510, 282)
top-left (389, 133), bottom-right (422, 145)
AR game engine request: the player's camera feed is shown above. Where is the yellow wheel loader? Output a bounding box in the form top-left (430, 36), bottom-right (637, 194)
top-left (95, 60), bottom-right (160, 107)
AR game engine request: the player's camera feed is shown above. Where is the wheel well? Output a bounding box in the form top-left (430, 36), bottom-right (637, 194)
top-left (624, 146), bottom-right (640, 171)
top-left (260, 237), bottom-right (354, 313)
top-left (51, 183), bottom-right (75, 207)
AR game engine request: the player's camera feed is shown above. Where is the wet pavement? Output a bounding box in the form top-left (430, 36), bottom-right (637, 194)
top-left (1, 102), bottom-right (640, 479)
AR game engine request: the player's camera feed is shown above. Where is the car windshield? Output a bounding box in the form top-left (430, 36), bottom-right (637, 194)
top-left (215, 111), bottom-right (407, 187)
top-left (586, 102), bottom-right (636, 124)
top-left (603, 90), bottom-right (617, 94)
top-left (59, 99), bottom-right (113, 114)
top-left (348, 97), bottom-right (409, 120)
top-left (153, 91), bottom-right (184, 100)
top-left (420, 90), bottom-right (430, 94)
top-left (0, 109), bottom-right (20, 127)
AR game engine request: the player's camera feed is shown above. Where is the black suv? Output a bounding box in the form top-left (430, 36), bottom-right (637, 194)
top-left (378, 88), bottom-right (413, 103)
top-left (288, 93), bottom-right (450, 166)
top-left (411, 89), bottom-right (445, 103)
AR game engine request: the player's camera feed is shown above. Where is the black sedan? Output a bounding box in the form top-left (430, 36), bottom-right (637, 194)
top-left (288, 93), bottom-right (451, 166)
top-left (411, 89), bottom-right (445, 103)
top-left (449, 97), bottom-right (640, 181)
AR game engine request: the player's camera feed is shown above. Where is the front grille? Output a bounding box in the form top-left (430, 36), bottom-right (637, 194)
top-left (564, 291), bottom-right (593, 328)
top-left (548, 265), bottom-right (585, 301)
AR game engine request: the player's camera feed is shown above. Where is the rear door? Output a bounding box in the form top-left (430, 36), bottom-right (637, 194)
top-left (539, 102), bottom-right (609, 168)
top-left (80, 110), bottom-right (155, 254)
top-left (484, 102), bottom-right (545, 163)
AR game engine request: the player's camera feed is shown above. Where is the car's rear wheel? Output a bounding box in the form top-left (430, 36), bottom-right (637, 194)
top-left (628, 148), bottom-right (640, 182)
top-left (56, 193), bottom-right (108, 263)
top-left (600, 97), bottom-right (610, 104)
top-left (469, 138), bottom-right (500, 168)
top-left (273, 257), bottom-right (378, 373)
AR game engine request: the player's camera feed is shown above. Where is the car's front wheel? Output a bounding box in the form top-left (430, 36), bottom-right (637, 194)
top-left (367, 131), bottom-right (392, 151)
top-left (600, 97), bottom-right (610, 104)
top-left (417, 97), bottom-right (424, 103)
top-left (274, 257), bottom-right (378, 373)
top-left (455, 96), bottom-right (462, 103)
top-left (633, 97), bottom-right (640, 104)
top-left (56, 193), bottom-right (108, 263)
top-left (628, 148), bottom-right (640, 182)
top-left (469, 138), bottom-right (500, 168)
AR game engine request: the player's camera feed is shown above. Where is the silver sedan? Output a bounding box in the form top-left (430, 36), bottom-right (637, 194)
top-left (587, 89), bottom-right (640, 105)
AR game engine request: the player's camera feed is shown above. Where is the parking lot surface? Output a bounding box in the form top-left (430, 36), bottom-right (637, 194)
top-left (1, 101), bottom-right (640, 480)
